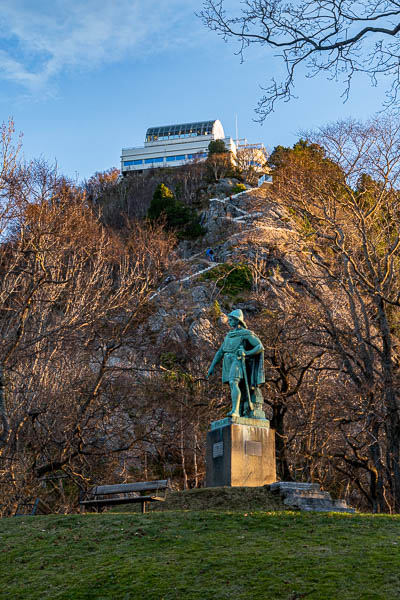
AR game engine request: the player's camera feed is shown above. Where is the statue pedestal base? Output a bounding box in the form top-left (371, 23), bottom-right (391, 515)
top-left (206, 417), bottom-right (276, 487)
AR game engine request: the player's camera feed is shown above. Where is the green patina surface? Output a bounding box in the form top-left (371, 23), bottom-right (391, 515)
top-left (211, 416), bottom-right (270, 429)
top-left (1, 509), bottom-right (400, 600)
top-left (208, 310), bottom-right (266, 420)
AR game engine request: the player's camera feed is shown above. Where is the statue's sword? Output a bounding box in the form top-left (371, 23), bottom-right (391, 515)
top-left (238, 346), bottom-right (254, 413)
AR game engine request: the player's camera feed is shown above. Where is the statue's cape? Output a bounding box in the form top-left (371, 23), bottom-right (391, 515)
top-left (248, 348), bottom-right (265, 386)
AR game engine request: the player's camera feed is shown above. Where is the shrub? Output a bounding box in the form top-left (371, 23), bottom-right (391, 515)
top-left (231, 183), bottom-right (247, 194)
top-left (209, 300), bottom-right (222, 320)
top-left (201, 263), bottom-right (253, 296)
top-left (179, 220), bottom-right (206, 240)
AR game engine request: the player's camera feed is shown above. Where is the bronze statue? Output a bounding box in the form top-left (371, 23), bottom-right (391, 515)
top-left (207, 309), bottom-right (266, 419)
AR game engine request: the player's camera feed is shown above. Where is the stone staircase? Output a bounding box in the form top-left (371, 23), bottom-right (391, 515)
top-left (269, 482), bottom-right (355, 513)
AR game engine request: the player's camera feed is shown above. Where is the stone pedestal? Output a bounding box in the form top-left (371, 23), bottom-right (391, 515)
top-left (206, 416), bottom-right (276, 487)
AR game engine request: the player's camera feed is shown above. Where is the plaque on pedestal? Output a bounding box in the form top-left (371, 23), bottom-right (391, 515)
top-left (206, 417), bottom-right (276, 487)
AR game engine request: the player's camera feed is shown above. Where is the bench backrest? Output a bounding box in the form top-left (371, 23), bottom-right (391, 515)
top-left (92, 479), bottom-right (169, 496)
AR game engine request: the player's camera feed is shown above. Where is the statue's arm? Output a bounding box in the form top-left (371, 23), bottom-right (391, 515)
top-left (207, 346), bottom-right (224, 377)
top-left (242, 333), bottom-right (263, 357)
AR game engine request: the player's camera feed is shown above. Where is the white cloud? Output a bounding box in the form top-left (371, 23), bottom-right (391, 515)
top-left (0, 0), bottom-right (198, 93)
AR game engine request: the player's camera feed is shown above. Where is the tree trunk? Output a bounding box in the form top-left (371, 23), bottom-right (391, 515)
top-left (0, 364), bottom-right (9, 446)
top-left (377, 298), bottom-right (400, 511)
top-left (193, 425), bottom-right (199, 488)
top-left (367, 417), bottom-right (388, 513)
top-left (270, 403), bottom-right (291, 480)
top-left (180, 409), bottom-right (188, 490)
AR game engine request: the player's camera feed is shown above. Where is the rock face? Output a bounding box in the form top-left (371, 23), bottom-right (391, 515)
top-left (188, 314), bottom-right (214, 345)
top-left (139, 183), bottom-right (343, 356)
top-left (199, 191), bottom-right (262, 247)
top-left (204, 178), bottom-right (249, 199)
top-left (141, 192), bottom-right (261, 350)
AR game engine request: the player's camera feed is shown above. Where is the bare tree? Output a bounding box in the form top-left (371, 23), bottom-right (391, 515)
top-left (199, 1), bottom-right (400, 119)
top-left (266, 114), bottom-right (400, 511)
top-left (236, 145), bottom-right (269, 185)
top-left (0, 156), bottom-right (176, 514)
top-left (256, 308), bottom-right (325, 480)
top-left (207, 152), bottom-right (232, 181)
top-left (0, 119), bottom-right (22, 446)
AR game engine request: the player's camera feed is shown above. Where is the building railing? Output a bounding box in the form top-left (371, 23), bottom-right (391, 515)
top-left (122, 145), bottom-right (146, 151)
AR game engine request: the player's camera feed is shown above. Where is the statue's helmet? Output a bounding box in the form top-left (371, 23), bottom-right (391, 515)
top-left (228, 309), bottom-right (247, 328)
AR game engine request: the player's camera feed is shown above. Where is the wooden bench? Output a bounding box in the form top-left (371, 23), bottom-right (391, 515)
top-left (80, 479), bottom-right (170, 514)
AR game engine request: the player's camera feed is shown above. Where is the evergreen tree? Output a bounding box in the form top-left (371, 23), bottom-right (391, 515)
top-left (208, 139), bottom-right (227, 155)
top-left (147, 183), bottom-right (176, 221)
top-left (147, 183), bottom-right (205, 239)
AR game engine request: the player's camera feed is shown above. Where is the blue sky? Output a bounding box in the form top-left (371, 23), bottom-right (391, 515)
top-left (0, 0), bottom-right (388, 181)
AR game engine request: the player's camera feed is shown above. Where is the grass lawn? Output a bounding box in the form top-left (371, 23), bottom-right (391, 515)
top-left (1, 510), bottom-right (400, 600)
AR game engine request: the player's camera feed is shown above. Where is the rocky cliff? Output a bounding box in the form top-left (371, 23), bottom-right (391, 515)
top-left (139, 183), bottom-right (332, 355)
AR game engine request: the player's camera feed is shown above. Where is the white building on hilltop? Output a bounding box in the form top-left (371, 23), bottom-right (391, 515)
top-left (121, 119), bottom-right (237, 175)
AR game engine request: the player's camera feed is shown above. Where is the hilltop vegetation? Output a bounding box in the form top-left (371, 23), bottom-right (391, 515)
top-left (2, 114), bottom-right (400, 516)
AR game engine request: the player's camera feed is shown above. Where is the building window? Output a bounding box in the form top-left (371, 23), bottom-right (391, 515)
top-left (124, 159), bottom-right (144, 166)
top-left (145, 157), bottom-right (164, 164)
top-left (166, 154), bottom-right (185, 162)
